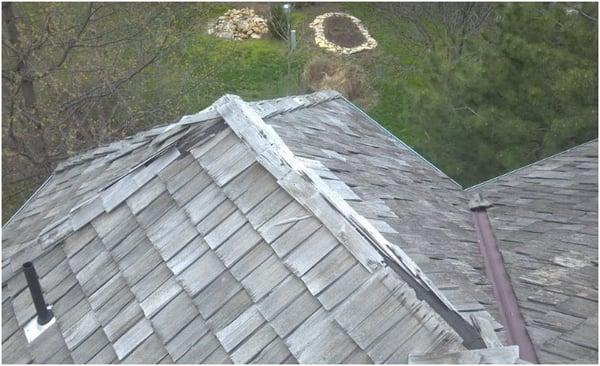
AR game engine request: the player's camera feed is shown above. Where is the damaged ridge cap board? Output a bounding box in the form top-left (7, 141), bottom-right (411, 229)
top-left (174, 90), bottom-right (341, 128)
top-left (214, 94), bottom-right (384, 269)
top-left (213, 94), bottom-right (465, 317)
top-left (214, 94), bottom-right (489, 350)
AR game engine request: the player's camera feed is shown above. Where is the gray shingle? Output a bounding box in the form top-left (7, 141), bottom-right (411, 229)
top-left (270, 217), bottom-right (322, 258)
top-left (183, 182), bottom-right (227, 224)
top-left (317, 263), bottom-right (371, 311)
top-left (204, 209), bottom-right (246, 250)
top-left (241, 254), bottom-right (289, 302)
top-left (230, 323), bottom-right (278, 363)
top-left (230, 241), bottom-right (273, 281)
top-left (246, 188), bottom-right (293, 229)
top-left (123, 333), bottom-right (170, 363)
top-left (216, 306), bottom-right (265, 352)
top-left (257, 201), bottom-right (310, 243)
top-left (195, 199), bottom-right (237, 235)
top-left (215, 222), bottom-right (262, 267)
top-left (302, 245), bottom-right (355, 296)
top-left (87, 344), bottom-right (117, 364)
top-left (88, 274), bottom-right (127, 311)
top-left (270, 290), bottom-right (321, 338)
top-left (63, 311), bottom-right (100, 350)
top-left (193, 270), bottom-right (242, 319)
top-left (130, 263), bottom-right (172, 301)
top-left (151, 292), bottom-right (197, 342)
top-left (177, 332), bottom-right (225, 363)
top-left (140, 277), bottom-right (182, 318)
top-left (121, 248), bottom-right (162, 286)
top-left (70, 327), bottom-right (110, 363)
top-left (126, 177), bottom-right (167, 215)
top-left (251, 337), bottom-right (294, 364)
top-left (207, 289), bottom-right (253, 332)
top-left (103, 300), bottom-right (144, 342)
top-left (113, 317), bottom-right (153, 360)
top-left (165, 236), bottom-right (209, 276)
top-left (171, 170), bottom-right (213, 207)
top-left (177, 250), bottom-right (225, 297)
top-left (165, 315), bottom-right (210, 361)
top-left (283, 226), bottom-right (338, 277)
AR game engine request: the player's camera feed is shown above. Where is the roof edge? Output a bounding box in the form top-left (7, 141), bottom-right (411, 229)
top-left (3, 144), bottom-right (184, 280)
top-left (3, 174), bottom-right (54, 229)
top-left (466, 138), bottom-right (598, 192)
top-left (337, 94), bottom-right (464, 189)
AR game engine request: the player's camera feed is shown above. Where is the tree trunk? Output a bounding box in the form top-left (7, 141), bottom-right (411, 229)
top-left (3, 2), bottom-right (36, 109)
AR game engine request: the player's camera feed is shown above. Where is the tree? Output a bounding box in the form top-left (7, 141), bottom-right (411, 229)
top-left (377, 2), bottom-right (494, 57)
top-left (401, 2), bottom-right (598, 186)
top-left (2, 2), bottom-right (210, 220)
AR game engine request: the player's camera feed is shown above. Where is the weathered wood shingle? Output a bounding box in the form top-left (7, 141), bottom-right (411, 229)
top-left (2, 91), bottom-right (569, 364)
top-left (470, 140), bottom-right (598, 363)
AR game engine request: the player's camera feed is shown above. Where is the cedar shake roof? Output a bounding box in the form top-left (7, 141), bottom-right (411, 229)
top-left (2, 91), bottom-right (595, 364)
top-left (468, 140), bottom-right (598, 363)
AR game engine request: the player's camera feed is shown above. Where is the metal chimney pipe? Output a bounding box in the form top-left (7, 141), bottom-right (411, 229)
top-left (22, 262), bottom-right (53, 325)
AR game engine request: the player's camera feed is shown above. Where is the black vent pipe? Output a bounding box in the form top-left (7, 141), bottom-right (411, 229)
top-left (22, 262), bottom-right (53, 325)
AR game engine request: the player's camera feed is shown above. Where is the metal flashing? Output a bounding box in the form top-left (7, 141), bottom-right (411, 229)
top-left (470, 195), bottom-right (539, 363)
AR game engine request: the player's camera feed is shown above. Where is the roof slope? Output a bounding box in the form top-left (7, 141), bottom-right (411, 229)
top-left (2, 92), bottom-right (519, 364)
top-left (254, 94), bottom-right (503, 332)
top-left (469, 140), bottom-right (598, 363)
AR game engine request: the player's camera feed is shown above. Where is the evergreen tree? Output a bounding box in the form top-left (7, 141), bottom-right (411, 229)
top-left (405, 3), bottom-right (598, 186)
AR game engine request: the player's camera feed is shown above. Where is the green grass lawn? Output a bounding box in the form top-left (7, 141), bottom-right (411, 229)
top-left (165, 3), bottom-right (429, 142)
top-left (163, 4), bottom-right (320, 113)
top-left (170, 2), bottom-right (438, 168)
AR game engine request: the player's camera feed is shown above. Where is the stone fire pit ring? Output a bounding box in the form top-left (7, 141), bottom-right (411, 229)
top-left (310, 12), bottom-right (377, 55)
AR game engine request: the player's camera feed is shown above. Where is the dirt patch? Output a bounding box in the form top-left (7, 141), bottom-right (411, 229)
top-left (323, 15), bottom-right (367, 48)
top-left (302, 56), bottom-right (375, 107)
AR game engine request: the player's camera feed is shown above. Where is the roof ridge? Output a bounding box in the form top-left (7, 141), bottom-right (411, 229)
top-left (213, 94), bottom-right (487, 349)
top-left (466, 138), bottom-right (598, 191)
top-left (249, 90), bottom-right (342, 118)
top-left (170, 90), bottom-right (343, 129)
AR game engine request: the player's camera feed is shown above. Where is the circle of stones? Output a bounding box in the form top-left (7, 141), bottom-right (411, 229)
top-left (309, 12), bottom-right (377, 55)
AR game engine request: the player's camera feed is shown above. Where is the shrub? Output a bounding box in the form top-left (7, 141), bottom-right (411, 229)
top-left (302, 56), bottom-right (373, 105)
top-left (268, 3), bottom-right (290, 40)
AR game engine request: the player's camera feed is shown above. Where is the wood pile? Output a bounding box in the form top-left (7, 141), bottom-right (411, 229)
top-left (208, 8), bottom-right (269, 40)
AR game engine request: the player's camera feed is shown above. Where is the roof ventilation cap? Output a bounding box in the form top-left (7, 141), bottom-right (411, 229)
top-left (22, 262), bottom-right (55, 343)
